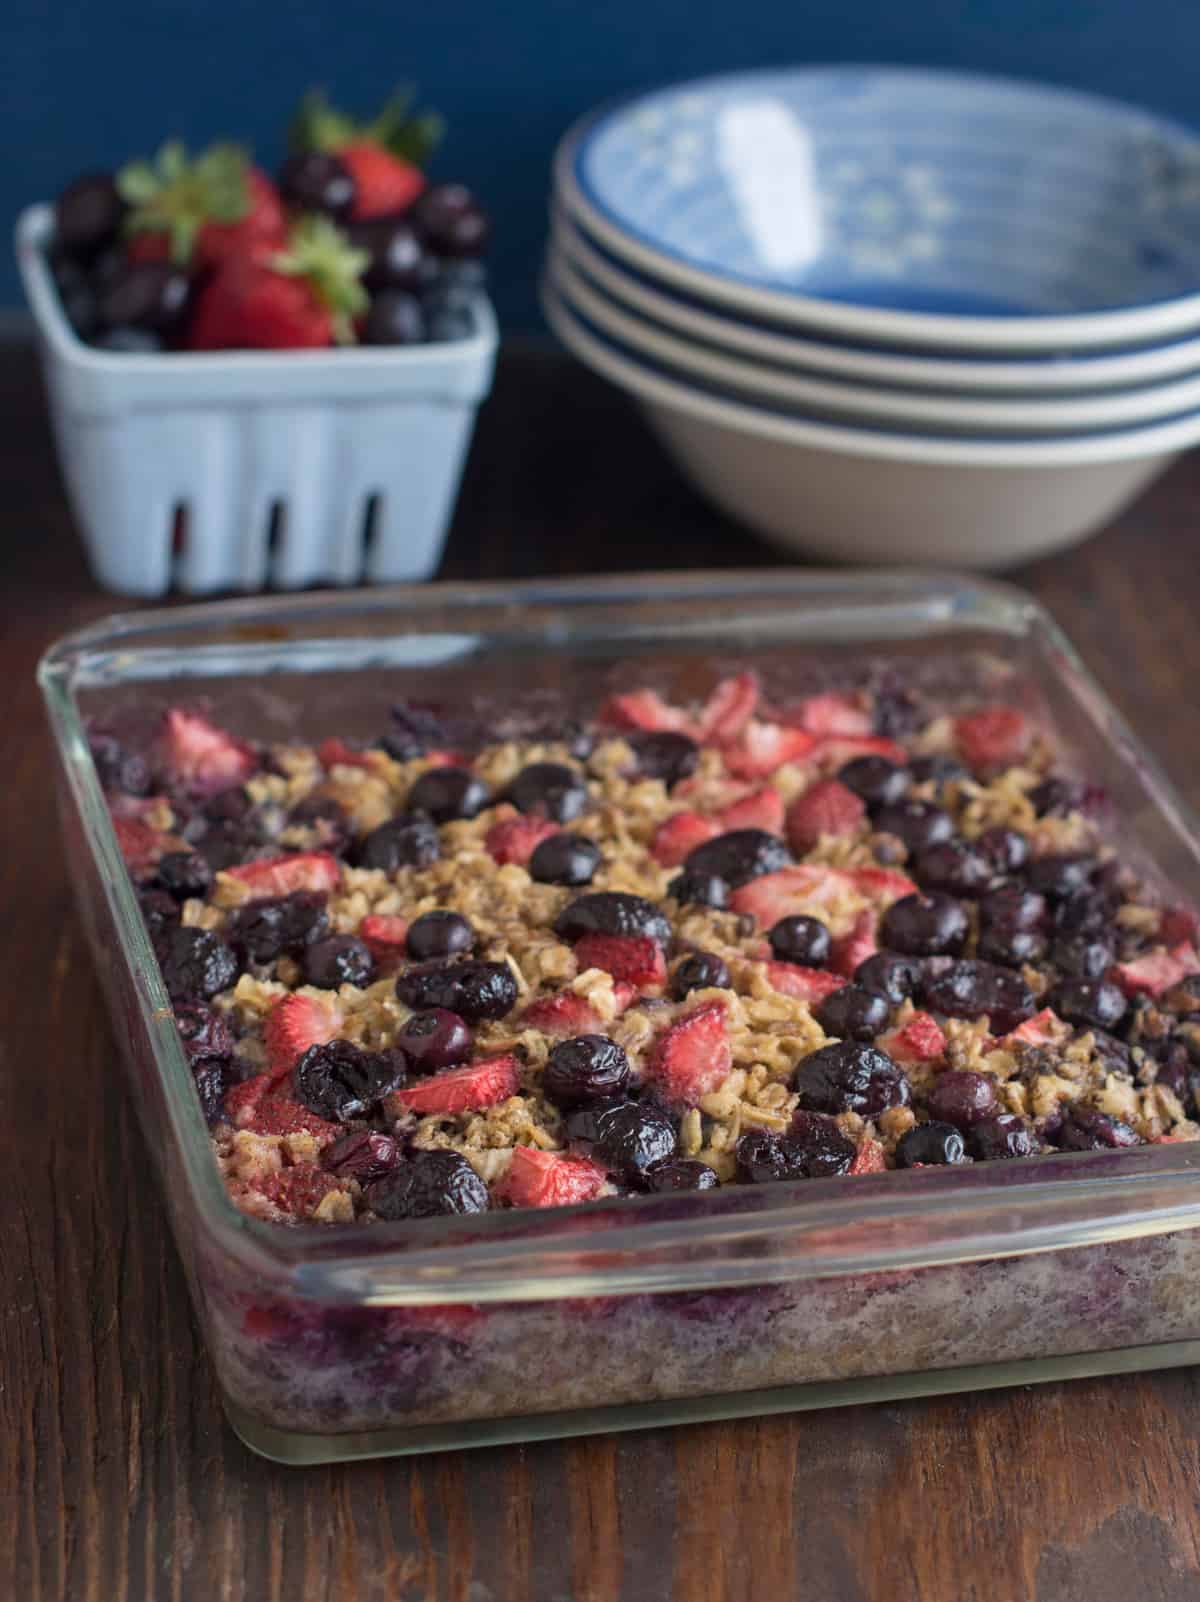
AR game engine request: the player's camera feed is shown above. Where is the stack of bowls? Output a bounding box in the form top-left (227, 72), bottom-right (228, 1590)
top-left (545, 66), bottom-right (1200, 566)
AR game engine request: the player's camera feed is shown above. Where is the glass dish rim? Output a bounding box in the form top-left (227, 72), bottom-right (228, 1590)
top-left (38, 566), bottom-right (1200, 1304)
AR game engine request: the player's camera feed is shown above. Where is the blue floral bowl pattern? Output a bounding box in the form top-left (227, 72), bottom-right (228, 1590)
top-left (569, 67), bottom-right (1200, 323)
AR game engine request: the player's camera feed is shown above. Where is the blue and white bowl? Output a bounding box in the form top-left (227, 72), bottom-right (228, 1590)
top-left (556, 66), bottom-right (1200, 352)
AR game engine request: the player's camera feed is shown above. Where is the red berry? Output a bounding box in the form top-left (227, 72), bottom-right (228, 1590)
top-left (262, 992), bottom-right (344, 1078)
top-left (651, 1002), bottom-right (732, 1105)
top-left (954, 706), bottom-right (1031, 771)
top-left (574, 933), bottom-right (667, 989)
top-left (226, 851), bottom-right (341, 896)
top-left (722, 722), bottom-right (817, 780)
top-left (650, 811), bottom-right (720, 867)
top-left (484, 810), bottom-right (560, 866)
top-left (785, 779), bottom-right (866, 852)
top-left (518, 991), bottom-right (603, 1035)
top-left (341, 142), bottom-right (425, 219)
top-left (161, 707), bottom-right (257, 796)
top-left (392, 1054), bottom-right (521, 1115)
top-left (764, 963), bottom-right (847, 1004)
top-left (497, 1146), bottom-right (607, 1208)
top-left (695, 672), bottom-right (760, 742)
top-left (784, 692), bottom-right (874, 737)
top-left (717, 786), bottom-right (785, 835)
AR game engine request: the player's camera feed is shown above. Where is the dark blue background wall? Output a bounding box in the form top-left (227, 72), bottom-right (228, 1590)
top-left (6, 0), bottom-right (1194, 330)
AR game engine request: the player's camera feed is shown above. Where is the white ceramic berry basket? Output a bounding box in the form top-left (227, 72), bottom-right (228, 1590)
top-left (16, 204), bottom-right (498, 596)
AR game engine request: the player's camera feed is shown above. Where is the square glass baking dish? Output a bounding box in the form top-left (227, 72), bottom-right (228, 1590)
top-left (38, 569), bottom-right (1200, 1465)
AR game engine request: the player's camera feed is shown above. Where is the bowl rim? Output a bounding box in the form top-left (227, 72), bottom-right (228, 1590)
top-left (555, 63), bottom-right (1200, 354)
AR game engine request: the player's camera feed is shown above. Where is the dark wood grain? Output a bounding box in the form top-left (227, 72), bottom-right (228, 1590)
top-left (3, 338), bottom-right (1200, 1602)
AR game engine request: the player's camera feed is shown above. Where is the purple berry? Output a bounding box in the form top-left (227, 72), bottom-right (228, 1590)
top-left (874, 800), bottom-right (954, 855)
top-left (1045, 978), bottom-right (1127, 1032)
top-left (413, 184), bottom-right (490, 258)
top-left (629, 731), bottom-right (699, 789)
top-left (787, 1111), bottom-right (858, 1177)
top-left (1052, 934), bottom-right (1114, 979)
top-left (968, 1114), bottom-right (1039, 1161)
top-left (735, 1129), bottom-right (809, 1184)
top-left (915, 838), bottom-right (993, 898)
top-left (1029, 778), bottom-right (1086, 817)
top-left (225, 891), bottom-right (330, 964)
top-left (322, 1129), bottom-right (400, 1183)
top-left (568, 1100), bottom-right (676, 1181)
top-left (139, 889), bottom-right (181, 938)
top-left (926, 1070), bottom-right (998, 1127)
top-left (1053, 1104), bottom-right (1140, 1150)
top-left (406, 910), bottom-right (475, 962)
top-left (407, 766), bottom-right (490, 822)
top-left (293, 1040), bottom-right (406, 1123)
top-left (278, 151), bottom-right (356, 220)
top-left (508, 761), bottom-right (588, 823)
top-left (173, 1002), bottom-right (236, 1061)
top-left (908, 754), bottom-right (967, 792)
top-left (396, 960), bottom-right (519, 1021)
top-left (396, 1008), bottom-right (472, 1073)
top-left (668, 871), bottom-right (729, 909)
top-left (363, 289), bottom-right (426, 346)
top-left (976, 826), bottom-right (1030, 876)
top-left (367, 1151), bottom-right (489, 1219)
top-left (1025, 855), bottom-right (1095, 901)
top-left (855, 951), bottom-right (922, 1004)
top-left (923, 960), bottom-right (1035, 1034)
top-left (347, 217), bottom-right (427, 290)
top-left (544, 1034), bottom-right (631, 1108)
top-left (354, 813), bottom-right (441, 871)
top-left (837, 755), bottom-right (910, 810)
top-left (881, 891), bottom-right (969, 957)
top-left (895, 1121), bottom-right (969, 1167)
top-left (977, 925), bottom-right (1048, 969)
top-left (303, 934), bottom-right (375, 988)
top-left (529, 833), bottom-right (601, 886)
top-left (980, 884), bottom-right (1046, 932)
top-left (191, 1056), bottom-right (235, 1125)
top-left (768, 915), bottom-right (831, 967)
top-left (56, 174), bottom-right (126, 258)
top-left (815, 985), bottom-right (891, 1042)
top-left (643, 1159), bottom-right (719, 1191)
top-left (793, 1041), bottom-right (910, 1116)
top-left (157, 925), bottom-right (237, 1002)
top-left (554, 892), bottom-right (672, 946)
top-left (670, 953), bottom-right (731, 1001)
top-left (684, 829), bottom-right (792, 889)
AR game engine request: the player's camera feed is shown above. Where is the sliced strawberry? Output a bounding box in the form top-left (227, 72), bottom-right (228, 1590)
top-left (254, 1163), bottom-right (342, 1216)
top-left (1110, 946), bottom-right (1200, 999)
top-left (1001, 1007), bottom-right (1063, 1048)
top-left (730, 864), bottom-right (854, 925)
top-left (722, 722), bottom-right (817, 780)
top-left (359, 913), bottom-right (410, 965)
top-left (785, 779), bottom-right (866, 852)
top-left (518, 990), bottom-right (603, 1036)
top-left (849, 866), bottom-right (920, 905)
top-left (612, 981), bottom-right (638, 1014)
top-left (226, 851), bottom-right (341, 896)
top-left (830, 909), bottom-right (879, 977)
top-left (574, 933), bottom-right (667, 989)
top-left (600, 689), bottom-right (695, 736)
top-left (808, 734), bottom-right (906, 772)
top-left (162, 708), bottom-right (257, 796)
top-left (252, 1095), bottom-right (341, 1140)
top-left (651, 810), bottom-right (719, 867)
top-left (697, 672), bottom-right (759, 742)
top-left (849, 1137), bottom-right (888, 1175)
top-left (317, 736), bottom-right (373, 770)
top-left (497, 1146), bottom-right (608, 1208)
top-left (484, 812), bottom-right (560, 866)
top-left (765, 963), bottom-right (847, 1004)
top-left (954, 706), bottom-right (1031, 771)
top-left (112, 815), bottom-right (168, 874)
top-left (718, 786), bottom-right (785, 835)
top-left (263, 992), bottom-right (344, 1078)
top-left (651, 1002), bottom-right (732, 1105)
top-left (393, 1054), bottom-right (521, 1114)
top-left (785, 692), bottom-right (874, 738)
top-left (878, 1012), bottom-right (947, 1065)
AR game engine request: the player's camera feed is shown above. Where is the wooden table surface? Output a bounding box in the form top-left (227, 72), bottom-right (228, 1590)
top-left (4, 340), bottom-right (1200, 1602)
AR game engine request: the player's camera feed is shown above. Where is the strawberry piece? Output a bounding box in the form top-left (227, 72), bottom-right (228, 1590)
top-left (722, 722), bottom-right (817, 780)
top-left (765, 963), bottom-right (847, 1004)
top-left (484, 812), bottom-right (560, 866)
top-left (162, 708), bottom-right (257, 796)
top-left (318, 736), bottom-right (373, 770)
top-left (808, 734), bottom-right (906, 771)
top-left (785, 779), bottom-right (866, 852)
top-left (697, 672), bottom-right (760, 742)
top-left (393, 1054), bottom-right (521, 1115)
top-left (849, 866), bottom-right (920, 905)
top-left (1001, 1007), bottom-right (1063, 1049)
top-left (717, 786), bottom-right (785, 835)
top-left (651, 1002), bottom-right (732, 1105)
top-left (785, 692), bottom-right (874, 738)
top-left (226, 851), bottom-right (341, 896)
top-left (519, 991), bottom-right (603, 1035)
top-left (731, 864), bottom-right (854, 924)
top-left (254, 1163), bottom-right (342, 1216)
top-left (600, 689), bottom-right (695, 736)
top-left (263, 992), bottom-right (344, 1078)
top-left (651, 810), bottom-right (719, 867)
top-left (879, 1011), bottom-right (947, 1065)
top-left (118, 142), bottom-right (285, 269)
top-left (954, 706), bottom-right (1031, 771)
top-left (251, 1095), bottom-right (341, 1140)
top-left (612, 981), bottom-right (638, 1014)
top-left (112, 815), bottom-right (167, 874)
top-left (359, 914), bottom-right (410, 965)
top-left (197, 167), bottom-right (287, 266)
top-left (849, 1138), bottom-right (888, 1175)
top-left (574, 934), bottom-right (667, 988)
top-left (1110, 946), bottom-right (1200, 999)
top-left (497, 1146), bottom-right (608, 1209)
top-left (339, 142), bottom-right (426, 219)
top-left (830, 909), bottom-right (879, 977)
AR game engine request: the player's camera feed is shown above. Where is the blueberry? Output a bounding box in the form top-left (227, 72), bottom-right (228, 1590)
top-left (363, 289), bottom-right (426, 345)
top-left (406, 910), bottom-right (475, 962)
top-left (544, 1034), bottom-right (631, 1108)
top-left (1045, 978), bottom-right (1127, 1032)
top-left (225, 891), bottom-right (331, 964)
top-left (55, 173), bottom-right (125, 259)
top-left (321, 1129), bottom-right (400, 1183)
top-left (157, 925), bottom-right (237, 1002)
top-left (98, 261), bottom-right (192, 335)
top-left (896, 1122), bottom-right (969, 1167)
top-left (568, 1100), bottom-right (676, 1181)
top-left (683, 829), bottom-right (791, 889)
top-left (923, 960), bottom-right (1035, 1034)
top-left (670, 953), bottom-right (730, 1000)
top-left (529, 832), bottom-right (602, 886)
top-left (88, 730), bottom-right (151, 796)
top-left (173, 1002), bottom-right (235, 1062)
top-left (354, 813), bottom-right (441, 871)
top-left (508, 761), bottom-right (589, 823)
top-left (734, 1129), bottom-right (809, 1184)
top-left (1053, 1104), bottom-right (1140, 1150)
top-left (915, 838), bottom-right (993, 898)
top-left (976, 826), bottom-right (1030, 876)
top-left (1025, 855), bottom-right (1095, 901)
top-left (768, 915), bottom-right (831, 967)
top-left (926, 1070), bottom-right (999, 1128)
top-left (854, 951), bottom-right (922, 1005)
top-left (908, 754), bottom-right (967, 792)
top-left (139, 889), bottom-right (181, 939)
top-left (872, 685), bottom-right (921, 739)
top-left (347, 217), bottom-right (428, 291)
top-left (967, 1114), bottom-right (1039, 1161)
top-left (395, 960), bottom-right (518, 1021)
top-left (788, 1110), bottom-right (859, 1177)
top-left (979, 884), bottom-right (1047, 933)
top-left (668, 871), bottom-right (729, 909)
top-left (815, 985), bottom-right (891, 1042)
top-left (837, 755), bottom-right (910, 810)
top-left (1053, 890), bottom-right (1112, 935)
top-left (554, 892), bottom-right (672, 946)
top-left (976, 926), bottom-right (1048, 969)
top-left (303, 934), bottom-right (375, 989)
top-left (793, 1041), bottom-right (910, 1116)
top-left (1029, 778), bottom-right (1086, 817)
top-left (629, 731), bottom-right (700, 789)
top-left (367, 1150), bottom-right (490, 1219)
top-left (407, 767), bottom-right (490, 822)
top-left (278, 151), bottom-right (356, 220)
top-left (642, 1159), bottom-right (720, 1192)
top-left (396, 1008), bottom-right (472, 1073)
top-left (881, 892), bottom-right (969, 956)
top-left (381, 701), bottom-right (455, 759)
top-left (1052, 934), bottom-right (1114, 979)
top-left (874, 801), bottom-right (954, 855)
top-left (293, 1039), bottom-right (406, 1122)
top-left (191, 1056), bottom-right (235, 1126)
top-left (413, 183), bottom-right (490, 258)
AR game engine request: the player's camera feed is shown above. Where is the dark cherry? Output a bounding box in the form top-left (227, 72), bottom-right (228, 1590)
top-left (683, 829), bottom-right (792, 889)
top-left (908, 754), bottom-right (967, 792)
top-left (923, 960), bottom-right (1035, 1034)
top-left (348, 217), bottom-right (429, 291)
top-left (293, 1039), bottom-right (406, 1123)
top-left (854, 951), bottom-right (923, 1005)
top-left (642, 1159), bottom-right (720, 1192)
top-left (976, 926), bottom-right (1048, 969)
top-left (529, 832), bottom-right (601, 886)
top-left (979, 885), bottom-right (1046, 933)
top-left (793, 1041), bottom-right (910, 1117)
top-left (568, 1100), bottom-right (676, 1181)
top-left (98, 262), bottom-right (192, 334)
top-left (191, 1056), bottom-right (235, 1126)
top-left (873, 800), bottom-right (954, 855)
top-left (224, 891), bottom-right (330, 964)
top-left (881, 891), bottom-right (969, 956)
top-left (1053, 1104), bottom-right (1140, 1150)
top-left (667, 871), bottom-right (729, 909)
top-left (670, 953), bottom-right (731, 1000)
top-left (788, 1111), bottom-right (859, 1177)
top-left (1052, 934), bottom-right (1114, 979)
top-left (55, 173), bottom-right (125, 258)
top-left (837, 755), bottom-right (910, 810)
top-left (363, 289), bottom-right (426, 346)
top-left (735, 1129), bottom-right (809, 1184)
top-left (354, 813), bottom-right (441, 871)
top-left (303, 934), bottom-right (375, 988)
top-left (1091, 1029), bottom-right (1134, 1074)
top-left (508, 761), bottom-right (588, 823)
top-left (768, 914), bottom-right (831, 967)
top-left (872, 684), bottom-right (920, 739)
top-left (157, 925), bottom-right (237, 1002)
top-left (173, 1001), bottom-right (235, 1062)
top-left (976, 826), bottom-right (1030, 876)
top-left (367, 1150), bottom-right (490, 1219)
top-left (926, 1070), bottom-right (999, 1128)
top-left (1053, 890), bottom-right (1113, 936)
top-left (406, 910), bottom-right (475, 961)
top-left (1045, 978), bottom-right (1128, 1032)
top-left (395, 960), bottom-right (518, 1021)
top-left (629, 730), bottom-right (699, 789)
top-left (278, 151), bottom-right (356, 220)
top-left (93, 327), bottom-right (164, 353)
top-left (815, 985), bottom-right (891, 1042)
top-left (321, 1129), bottom-right (400, 1183)
top-left (1024, 855), bottom-right (1095, 901)
top-left (407, 766), bottom-right (490, 822)
top-left (396, 1008), bottom-right (472, 1073)
top-left (544, 1034), bottom-right (631, 1108)
top-left (554, 892), bottom-right (672, 946)
top-left (413, 184), bottom-right (491, 258)
top-left (156, 849), bottom-right (214, 900)
top-left (139, 889), bottom-right (181, 938)
top-left (915, 838), bottom-right (993, 898)
top-left (896, 1121), bottom-right (969, 1167)
top-left (967, 1114), bottom-right (1039, 1161)
top-left (1029, 778), bottom-right (1086, 817)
